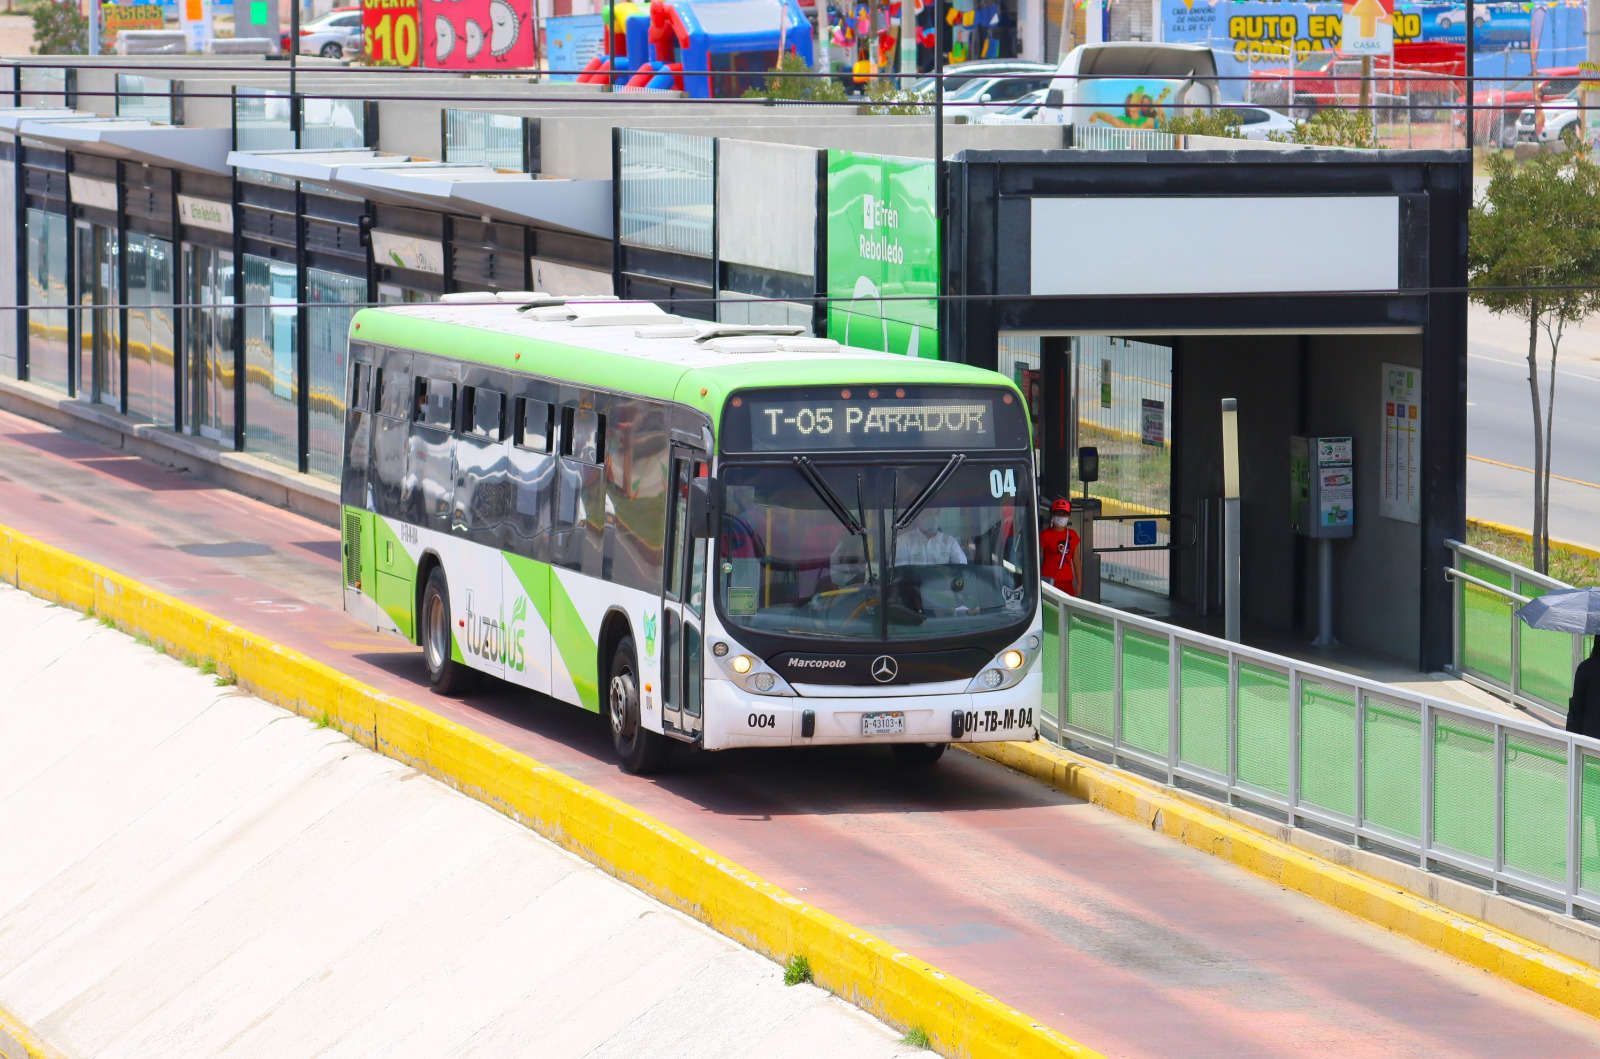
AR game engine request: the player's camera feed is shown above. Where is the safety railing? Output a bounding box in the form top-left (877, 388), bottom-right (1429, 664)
top-left (1041, 583), bottom-right (1600, 917)
top-left (1446, 539), bottom-right (1584, 723)
top-left (1070, 126), bottom-right (1177, 151)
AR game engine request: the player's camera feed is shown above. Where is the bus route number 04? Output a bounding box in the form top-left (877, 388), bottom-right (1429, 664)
top-left (369, 11), bottom-right (419, 66)
top-left (989, 467), bottom-right (1017, 498)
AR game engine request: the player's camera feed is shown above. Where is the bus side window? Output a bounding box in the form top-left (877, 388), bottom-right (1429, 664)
top-left (562, 406), bottom-right (605, 465)
top-left (415, 377), bottom-right (455, 429)
top-left (378, 368), bottom-right (411, 419)
top-left (463, 387), bottom-right (504, 441)
top-left (515, 398), bottom-right (552, 452)
top-left (350, 362), bottom-right (370, 411)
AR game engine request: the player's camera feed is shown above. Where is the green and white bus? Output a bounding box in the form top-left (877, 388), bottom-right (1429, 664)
top-left (339, 295), bottom-right (1041, 772)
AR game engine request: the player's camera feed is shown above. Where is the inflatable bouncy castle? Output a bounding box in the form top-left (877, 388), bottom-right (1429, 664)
top-left (577, 0), bottom-right (813, 97)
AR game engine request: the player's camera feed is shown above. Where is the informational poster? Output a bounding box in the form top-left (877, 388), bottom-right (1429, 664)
top-left (1140, 398), bottom-right (1164, 447)
top-left (1315, 436), bottom-right (1354, 531)
top-left (180, 0), bottom-right (213, 52)
top-left (364, 0), bottom-right (421, 66)
top-left (825, 151), bottom-right (938, 359)
top-left (1381, 363), bottom-right (1420, 523)
top-left (544, 13), bottom-right (604, 81)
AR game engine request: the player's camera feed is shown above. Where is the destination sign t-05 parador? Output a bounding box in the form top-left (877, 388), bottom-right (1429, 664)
top-left (722, 386), bottom-right (1028, 452)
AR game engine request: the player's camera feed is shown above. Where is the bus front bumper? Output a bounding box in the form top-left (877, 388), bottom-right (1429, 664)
top-left (699, 672), bottom-right (1042, 751)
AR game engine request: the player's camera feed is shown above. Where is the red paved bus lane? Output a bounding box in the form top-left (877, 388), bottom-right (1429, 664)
top-left (2, 408), bottom-right (1598, 1057)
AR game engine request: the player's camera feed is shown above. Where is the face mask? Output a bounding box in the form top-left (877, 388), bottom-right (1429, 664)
top-left (1051, 516), bottom-right (1069, 528)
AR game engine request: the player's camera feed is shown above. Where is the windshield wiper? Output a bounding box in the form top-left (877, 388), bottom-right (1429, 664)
top-left (792, 456), bottom-right (863, 536)
top-left (893, 453), bottom-right (966, 531)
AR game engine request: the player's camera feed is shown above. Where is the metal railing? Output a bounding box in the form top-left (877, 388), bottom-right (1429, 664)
top-left (1042, 584), bottom-right (1600, 918)
top-left (1446, 539), bottom-right (1585, 723)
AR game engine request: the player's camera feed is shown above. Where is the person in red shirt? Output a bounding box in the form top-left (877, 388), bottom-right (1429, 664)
top-left (1039, 497), bottom-right (1080, 596)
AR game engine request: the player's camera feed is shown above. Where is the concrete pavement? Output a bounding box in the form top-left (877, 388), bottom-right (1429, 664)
top-left (0, 585), bottom-right (915, 1058)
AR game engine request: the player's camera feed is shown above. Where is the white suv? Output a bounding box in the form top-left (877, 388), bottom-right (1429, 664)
top-left (1515, 89), bottom-right (1583, 147)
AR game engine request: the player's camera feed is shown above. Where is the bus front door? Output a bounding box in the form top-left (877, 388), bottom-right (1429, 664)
top-left (659, 451), bottom-right (705, 742)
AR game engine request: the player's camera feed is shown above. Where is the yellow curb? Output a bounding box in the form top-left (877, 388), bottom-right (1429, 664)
top-left (0, 522), bottom-right (1102, 1059)
top-left (1467, 516), bottom-right (1600, 565)
top-left (961, 739), bottom-right (1600, 1018)
top-left (0, 1001), bottom-right (63, 1059)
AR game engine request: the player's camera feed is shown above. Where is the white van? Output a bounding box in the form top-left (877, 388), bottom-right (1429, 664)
top-left (1039, 42), bottom-right (1222, 132)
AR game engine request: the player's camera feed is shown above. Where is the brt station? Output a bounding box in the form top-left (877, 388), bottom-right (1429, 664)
top-left (0, 57), bottom-right (1468, 676)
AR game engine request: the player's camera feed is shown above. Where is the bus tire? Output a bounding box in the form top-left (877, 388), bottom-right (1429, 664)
top-left (421, 567), bottom-right (469, 695)
top-left (891, 742), bottom-right (947, 768)
top-left (608, 636), bottom-right (667, 774)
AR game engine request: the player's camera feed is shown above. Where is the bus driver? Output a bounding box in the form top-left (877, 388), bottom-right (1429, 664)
top-left (828, 510), bottom-right (967, 586)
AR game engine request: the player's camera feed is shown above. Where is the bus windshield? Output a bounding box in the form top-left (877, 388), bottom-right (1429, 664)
top-left (715, 459), bottom-right (1036, 643)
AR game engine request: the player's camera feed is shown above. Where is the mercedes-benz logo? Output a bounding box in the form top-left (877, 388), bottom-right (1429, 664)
top-left (870, 655), bottom-right (899, 683)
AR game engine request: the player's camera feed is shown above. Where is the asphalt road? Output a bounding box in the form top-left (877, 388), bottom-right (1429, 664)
top-left (1467, 304), bottom-right (1600, 548)
top-left (4, 408), bottom-right (1600, 1055)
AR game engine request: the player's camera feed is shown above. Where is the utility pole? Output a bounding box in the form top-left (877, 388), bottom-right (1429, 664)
top-left (899, 0), bottom-right (915, 83)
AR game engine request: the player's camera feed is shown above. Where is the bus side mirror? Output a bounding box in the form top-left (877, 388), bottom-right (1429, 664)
top-left (689, 478), bottom-right (720, 538)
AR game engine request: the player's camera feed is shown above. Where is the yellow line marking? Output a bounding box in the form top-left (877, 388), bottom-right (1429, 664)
top-left (1468, 453), bottom-right (1600, 491)
top-left (961, 740), bottom-right (1600, 1021)
top-left (0, 523), bottom-right (1101, 1059)
top-left (0, 1001), bottom-right (65, 1059)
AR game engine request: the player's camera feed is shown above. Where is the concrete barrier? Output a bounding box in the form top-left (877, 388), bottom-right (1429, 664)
top-left (116, 30), bottom-right (188, 54)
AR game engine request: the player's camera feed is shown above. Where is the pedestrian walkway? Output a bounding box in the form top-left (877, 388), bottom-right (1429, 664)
top-left (0, 586), bottom-right (913, 1059)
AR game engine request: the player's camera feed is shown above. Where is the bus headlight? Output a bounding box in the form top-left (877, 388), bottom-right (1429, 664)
top-left (981, 669), bottom-right (1004, 689)
top-left (752, 672), bottom-right (776, 692)
top-left (964, 630), bottom-right (1042, 694)
top-left (1002, 649), bottom-right (1025, 670)
top-left (731, 655), bottom-right (753, 674)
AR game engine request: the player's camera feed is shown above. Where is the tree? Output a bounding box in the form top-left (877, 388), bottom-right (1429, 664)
top-left (741, 51), bottom-right (848, 105)
top-left (30, 0), bottom-right (87, 54)
top-left (1468, 151), bottom-right (1600, 571)
top-left (1165, 108), bottom-right (1243, 139)
top-left (1268, 107), bottom-right (1384, 149)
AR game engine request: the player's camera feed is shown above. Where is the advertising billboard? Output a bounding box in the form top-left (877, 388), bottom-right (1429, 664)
top-left (825, 151), bottom-right (938, 360)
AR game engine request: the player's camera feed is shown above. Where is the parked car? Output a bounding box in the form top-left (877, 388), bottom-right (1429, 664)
top-left (1454, 68), bottom-right (1580, 148)
top-left (281, 7), bottom-right (363, 59)
top-left (1515, 87), bottom-right (1586, 148)
top-left (1037, 42), bottom-right (1222, 131)
top-left (908, 60), bottom-right (1056, 100)
top-left (1226, 105), bottom-right (1301, 140)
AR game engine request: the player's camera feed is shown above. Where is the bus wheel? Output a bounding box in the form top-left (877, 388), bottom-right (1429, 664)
top-left (608, 636), bottom-right (667, 774)
top-left (891, 742), bottom-right (947, 768)
top-left (421, 567), bottom-right (469, 695)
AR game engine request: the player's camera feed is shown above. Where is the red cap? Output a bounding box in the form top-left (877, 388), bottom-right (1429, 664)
top-left (1051, 498), bottom-right (1072, 515)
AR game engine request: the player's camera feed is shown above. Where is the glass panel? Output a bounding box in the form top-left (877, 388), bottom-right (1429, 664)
top-left (1363, 697), bottom-right (1421, 840)
top-left (1518, 580), bottom-right (1579, 711)
top-left (1120, 630), bottom-right (1168, 756)
top-left (466, 387), bottom-right (503, 440)
top-left (1581, 753), bottom-right (1600, 894)
top-left (1237, 663), bottom-right (1291, 798)
top-left (149, 237), bottom-right (175, 428)
top-left (95, 226), bottom-right (120, 408)
top-left (618, 129), bottom-right (714, 257)
top-left (516, 399), bottom-right (551, 452)
top-left (1178, 646), bottom-right (1228, 775)
top-left (124, 234), bottom-right (152, 422)
top-left (1065, 614), bottom-right (1114, 739)
top-left (444, 110), bottom-right (525, 170)
top-left (1299, 679), bottom-right (1357, 819)
top-left (234, 88), bottom-right (295, 151)
top-left (25, 209), bottom-right (70, 394)
top-left (242, 253), bottom-right (299, 468)
top-left (307, 266), bottom-right (364, 480)
top-left (1503, 733), bottom-right (1567, 883)
top-left (1460, 558), bottom-right (1513, 686)
top-left (301, 96), bottom-right (367, 150)
top-left (116, 73), bottom-right (175, 123)
top-left (185, 244), bottom-right (235, 443)
top-left (1041, 602), bottom-right (1059, 729)
top-left (1432, 713), bottom-right (1495, 862)
top-left (1072, 335), bottom-right (1172, 595)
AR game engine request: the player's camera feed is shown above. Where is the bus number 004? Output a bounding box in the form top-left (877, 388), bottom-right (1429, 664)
top-left (748, 713), bottom-right (776, 729)
top-left (370, 14), bottom-right (418, 66)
